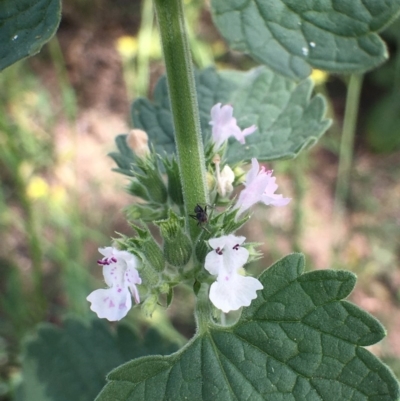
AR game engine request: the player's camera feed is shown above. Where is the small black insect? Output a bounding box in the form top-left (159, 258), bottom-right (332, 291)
top-left (190, 204), bottom-right (208, 227)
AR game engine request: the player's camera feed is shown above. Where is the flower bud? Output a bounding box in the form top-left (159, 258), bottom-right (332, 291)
top-left (206, 171), bottom-right (215, 192)
top-left (233, 166), bottom-right (246, 184)
top-left (156, 211), bottom-right (193, 267)
top-left (159, 282), bottom-right (170, 294)
top-left (126, 129), bottom-right (150, 158)
top-left (213, 155), bottom-right (234, 198)
top-left (217, 165), bottom-right (234, 197)
top-left (142, 294), bottom-right (158, 317)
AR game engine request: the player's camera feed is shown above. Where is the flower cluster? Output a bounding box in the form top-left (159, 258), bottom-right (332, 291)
top-left (88, 103), bottom-right (291, 320)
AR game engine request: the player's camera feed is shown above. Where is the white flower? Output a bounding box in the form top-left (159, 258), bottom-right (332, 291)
top-left (205, 235), bottom-right (263, 313)
top-left (87, 247), bottom-right (142, 321)
top-left (218, 165), bottom-right (235, 197)
top-left (209, 103), bottom-right (257, 148)
top-left (235, 158), bottom-right (291, 218)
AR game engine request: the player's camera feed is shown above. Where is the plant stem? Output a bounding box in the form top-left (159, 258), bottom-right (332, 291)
top-left (14, 165), bottom-right (47, 318)
top-left (334, 74), bottom-right (364, 214)
top-left (291, 155), bottom-right (307, 252)
top-left (47, 36), bottom-right (77, 123)
top-left (154, 0), bottom-right (208, 240)
top-left (195, 283), bottom-right (211, 334)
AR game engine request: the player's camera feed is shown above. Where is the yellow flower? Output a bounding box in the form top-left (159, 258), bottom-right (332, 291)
top-left (310, 69), bottom-right (329, 86)
top-left (27, 176), bottom-right (49, 199)
top-left (116, 36), bottom-right (138, 59)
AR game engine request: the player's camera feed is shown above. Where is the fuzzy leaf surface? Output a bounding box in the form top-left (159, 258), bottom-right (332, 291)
top-left (112, 67), bottom-right (329, 172)
top-left (0, 0), bottom-right (61, 71)
top-left (16, 319), bottom-right (179, 401)
top-left (96, 254), bottom-right (399, 401)
top-left (210, 0), bottom-right (400, 80)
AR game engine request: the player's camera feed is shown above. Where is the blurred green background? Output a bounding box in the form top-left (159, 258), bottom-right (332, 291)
top-left (1, 0), bottom-right (400, 398)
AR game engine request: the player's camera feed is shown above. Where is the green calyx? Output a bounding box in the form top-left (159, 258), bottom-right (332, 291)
top-left (141, 294), bottom-right (159, 317)
top-left (127, 179), bottom-right (151, 201)
top-left (125, 202), bottom-right (167, 222)
top-left (162, 156), bottom-right (184, 206)
top-left (129, 151), bottom-right (167, 204)
top-left (126, 223), bottom-right (165, 275)
top-left (156, 210), bottom-right (192, 267)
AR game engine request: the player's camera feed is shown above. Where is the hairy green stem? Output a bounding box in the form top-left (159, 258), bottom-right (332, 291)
top-left (154, 0), bottom-right (208, 239)
top-left (334, 74), bottom-right (364, 214)
top-left (195, 283), bottom-right (211, 334)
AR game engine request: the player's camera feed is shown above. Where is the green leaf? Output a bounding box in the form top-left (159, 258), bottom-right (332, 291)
top-left (16, 318), bottom-right (179, 401)
top-left (126, 67), bottom-right (330, 166)
top-left (0, 0), bottom-right (61, 71)
top-left (210, 0), bottom-right (400, 80)
top-left (96, 254), bottom-right (399, 401)
top-left (221, 67), bottom-right (330, 162)
top-left (109, 134), bottom-right (136, 176)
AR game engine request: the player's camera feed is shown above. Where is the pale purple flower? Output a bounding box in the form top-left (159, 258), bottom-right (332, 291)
top-left (235, 158), bottom-right (291, 218)
top-left (205, 235), bottom-right (263, 313)
top-left (87, 247), bottom-right (142, 321)
top-left (209, 103), bottom-right (257, 148)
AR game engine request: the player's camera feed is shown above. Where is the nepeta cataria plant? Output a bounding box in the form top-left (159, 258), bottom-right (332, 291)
top-left (3, 0), bottom-right (400, 400)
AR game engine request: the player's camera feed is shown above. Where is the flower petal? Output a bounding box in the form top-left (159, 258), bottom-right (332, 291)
top-left (98, 246), bottom-right (114, 258)
top-left (204, 250), bottom-right (224, 276)
top-left (87, 287), bottom-right (132, 321)
top-left (125, 266), bottom-right (142, 303)
top-left (205, 235), bottom-right (249, 276)
top-left (244, 158), bottom-right (260, 186)
top-left (210, 103), bottom-right (222, 124)
top-left (218, 104), bottom-right (234, 125)
top-left (234, 174), bottom-right (269, 217)
top-left (101, 248), bottom-right (139, 287)
top-left (208, 234), bottom-right (246, 250)
top-left (103, 262), bottom-right (125, 287)
top-left (209, 274), bottom-right (263, 313)
top-left (261, 193), bottom-right (291, 207)
top-left (234, 125), bottom-right (257, 144)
